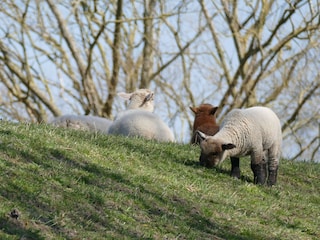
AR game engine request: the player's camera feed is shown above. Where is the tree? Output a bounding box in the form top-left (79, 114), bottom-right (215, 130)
top-left (194, 0), bottom-right (320, 160)
top-left (0, 0), bottom-right (319, 161)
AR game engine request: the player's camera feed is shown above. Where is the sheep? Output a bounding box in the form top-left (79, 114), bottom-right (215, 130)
top-left (190, 103), bottom-right (219, 144)
top-left (49, 89), bottom-right (154, 133)
top-left (50, 115), bottom-right (112, 133)
top-left (108, 109), bottom-right (175, 142)
top-left (108, 89), bottom-right (174, 142)
top-left (196, 106), bottom-right (282, 186)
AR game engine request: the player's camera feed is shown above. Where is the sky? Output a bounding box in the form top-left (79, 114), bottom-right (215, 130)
top-left (0, 0), bottom-right (319, 161)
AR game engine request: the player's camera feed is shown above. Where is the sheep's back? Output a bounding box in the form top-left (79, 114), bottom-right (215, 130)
top-left (220, 107), bottom-right (282, 153)
top-left (108, 110), bottom-right (174, 142)
top-left (242, 107), bottom-right (282, 145)
top-left (50, 115), bottom-right (112, 133)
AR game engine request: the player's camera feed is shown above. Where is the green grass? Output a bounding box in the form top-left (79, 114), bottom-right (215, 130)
top-left (0, 121), bottom-right (319, 240)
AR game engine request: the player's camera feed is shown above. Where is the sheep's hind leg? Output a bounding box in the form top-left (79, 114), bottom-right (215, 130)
top-left (230, 157), bottom-right (240, 179)
top-left (267, 147), bottom-right (280, 186)
top-left (267, 166), bottom-right (278, 186)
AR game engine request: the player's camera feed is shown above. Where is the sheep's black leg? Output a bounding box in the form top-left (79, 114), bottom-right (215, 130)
top-left (267, 167), bottom-right (278, 186)
top-left (267, 146), bottom-right (280, 186)
top-left (230, 157), bottom-right (240, 179)
top-left (251, 162), bottom-right (267, 185)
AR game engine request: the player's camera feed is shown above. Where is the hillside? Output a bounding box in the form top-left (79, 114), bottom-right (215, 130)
top-left (0, 121), bottom-right (319, 240)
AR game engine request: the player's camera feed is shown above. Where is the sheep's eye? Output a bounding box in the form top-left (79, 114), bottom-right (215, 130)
top-left (145, 93), bottom-right (153, 102)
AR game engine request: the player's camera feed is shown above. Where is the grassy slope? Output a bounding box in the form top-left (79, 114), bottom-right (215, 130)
top-left (0, 121), bottom-right (319, 240)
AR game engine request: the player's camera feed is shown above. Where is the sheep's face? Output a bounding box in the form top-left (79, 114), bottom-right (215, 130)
top-left (199, 138), bottom-right (224, 168)
top-left (129, 89), bottom-right (154, 112)
top-left (190, 104), bottom-right (219, 145)
top-left (118, 89), bottom-right (154, 112)
top-left (196, 131), bottom-right (236, 168)
top-left (190, 104), bottom-right (218, 124)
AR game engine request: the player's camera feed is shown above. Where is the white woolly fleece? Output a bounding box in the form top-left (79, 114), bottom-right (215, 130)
top-left (108, 109), bottom-right (175, 142)
top-left (50, 115), bottom-right (112, 133)
top-left (209, 106), bottom-right (282, 167)
top-left (50, 89), bottom-right (154, 133)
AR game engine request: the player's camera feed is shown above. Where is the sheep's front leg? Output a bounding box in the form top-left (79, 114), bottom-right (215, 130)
top-left (230, 157), bottom-right (240, 179)
top-left (250, 153), bottom-right (267, 185)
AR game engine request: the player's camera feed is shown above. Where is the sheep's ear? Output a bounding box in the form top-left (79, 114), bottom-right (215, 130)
top-left (195, 130), bottom-right (207, 142)
top-left (222, 143), bottom-right (236, 150)
top-left (118, 92), bottom-right (132, 100)
top-left (210, 106), bottom-right (218, 116)
top-left (190, 106), bottom-right (198, 114)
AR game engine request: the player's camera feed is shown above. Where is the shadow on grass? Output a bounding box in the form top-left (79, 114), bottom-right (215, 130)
top-left (0, 129), bottom-right (12, 135)
top-left (44, 148), bottom-right (213, 239)
top-left (0, 217), bottom-right (44, 240)
top-left (119, 138), bottom-right (255, 185)
top-left (169, 146), bottom-right (254, 184)
top-left (0, 133), bottom-right (260, 239)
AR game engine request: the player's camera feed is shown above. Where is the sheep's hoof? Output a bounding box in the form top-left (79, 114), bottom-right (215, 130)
top-left (251, 163), bottom-right (267, 185)
top-left (230, 168), bottom-right (240, 179)
top-left (267, 170), bottom-right (278, 186)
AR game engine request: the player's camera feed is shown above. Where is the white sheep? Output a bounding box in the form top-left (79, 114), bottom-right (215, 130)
top-left (50, 89), bottom-right (154, 133)
top-left (108, 109), bottom-right (175, 142)
top-left (50, 115), bottom-right (112, 133)
top-left (196, 106), bottom-right (282, 186)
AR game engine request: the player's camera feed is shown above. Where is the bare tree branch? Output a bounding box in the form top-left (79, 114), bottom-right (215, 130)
top-left (282, 82), bottom-right (320, 132)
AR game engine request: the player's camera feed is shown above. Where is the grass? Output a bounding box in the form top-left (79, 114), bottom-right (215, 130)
top-left (0, 120), bottom-right (319, 240)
